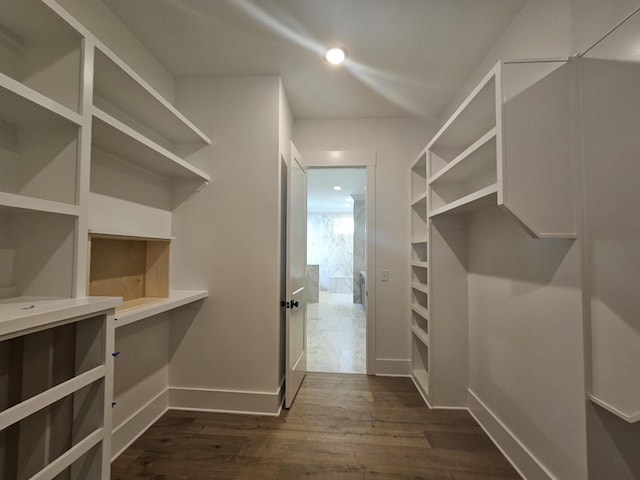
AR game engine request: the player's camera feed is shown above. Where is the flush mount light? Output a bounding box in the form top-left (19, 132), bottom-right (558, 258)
top-left (333, 185), bottom-right (342, 191)
top-left (325, 47), bottom-right (347, 65)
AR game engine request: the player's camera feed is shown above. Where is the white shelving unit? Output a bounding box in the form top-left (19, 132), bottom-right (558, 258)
top-left (427, 60), bottom-right (575, 238)
top-left (409, 149), bottom-right (430, 401)
top-left (0, 297), bottom-right (121, 479)
top-left (416, 58), bottom-right (576, 408)
top-left (0, 1), bottom-right (213, 475)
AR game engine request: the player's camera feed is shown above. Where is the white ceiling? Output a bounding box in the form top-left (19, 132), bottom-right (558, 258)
top-left (101, 0), bottom-right (526, 120)
top-left (307, 168), bottom-right (366, 214)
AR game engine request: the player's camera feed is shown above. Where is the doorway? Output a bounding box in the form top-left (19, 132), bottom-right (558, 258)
top-left (306, 166), bottom-right (367, 374)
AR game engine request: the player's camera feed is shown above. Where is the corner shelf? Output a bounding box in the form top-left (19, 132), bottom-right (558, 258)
top-left (411, 303), bottom-right (429, 320)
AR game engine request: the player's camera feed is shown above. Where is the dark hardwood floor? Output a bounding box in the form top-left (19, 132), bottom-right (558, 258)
top-left (111, 373), bottom-right (521, 479)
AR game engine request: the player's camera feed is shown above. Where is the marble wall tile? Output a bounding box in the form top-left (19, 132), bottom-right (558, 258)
top-left (307, 264), bottom-right (319, 302)
top-left (307, 213), bottom-right (354, 293)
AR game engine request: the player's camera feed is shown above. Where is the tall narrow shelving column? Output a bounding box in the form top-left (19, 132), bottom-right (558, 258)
top-left (409, 149), bottom-right (430, 401)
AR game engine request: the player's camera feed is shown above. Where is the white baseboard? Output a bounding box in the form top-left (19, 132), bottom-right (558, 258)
top-left (111, 389), bottom-right (169, 461)
top-left (373, 358), bottom-right (411, 376)
top-left (467, 389), bottom-right (555, 480)
top-left (169, 383), bottom-right (283, 416)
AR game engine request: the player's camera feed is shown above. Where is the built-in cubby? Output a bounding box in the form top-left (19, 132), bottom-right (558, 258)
top-left (88, 234), bottom-right (170, 313)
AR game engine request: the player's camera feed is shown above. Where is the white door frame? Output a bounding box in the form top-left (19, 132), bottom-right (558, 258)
top-left (302, 149), bottom-right (376, 375)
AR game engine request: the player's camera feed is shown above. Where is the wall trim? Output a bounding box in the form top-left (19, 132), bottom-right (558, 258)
top-left (374, 358), bottom-right (411, 376)
top-left (111, 389), bottom-right (169, 461)
top-left (169, 383), bottom-right (283, 416)
top-left (468, 389), bottom-right (556, 480)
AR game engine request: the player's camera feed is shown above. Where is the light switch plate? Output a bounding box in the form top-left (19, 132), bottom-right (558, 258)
top-left (380, 270), bottom-right (389, 282)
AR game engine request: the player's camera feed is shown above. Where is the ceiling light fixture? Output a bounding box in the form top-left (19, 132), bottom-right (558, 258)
top-left (325, 47), bottom-right (347, 65)
top-left (333, 185), bottom-right (342, 191)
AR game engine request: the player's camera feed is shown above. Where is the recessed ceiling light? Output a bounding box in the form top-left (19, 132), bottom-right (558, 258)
top-left (325, 47), bottom-right (347, 65)
top-left (333, 185), bottom-right (342, 191)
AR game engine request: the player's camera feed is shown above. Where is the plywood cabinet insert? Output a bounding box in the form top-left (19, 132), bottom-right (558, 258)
top-left (88, 233), bottom-right (170, 313)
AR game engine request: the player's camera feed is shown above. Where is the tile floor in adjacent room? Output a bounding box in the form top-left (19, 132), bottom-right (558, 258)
top-left (307, 291), bottom-right (366, 374)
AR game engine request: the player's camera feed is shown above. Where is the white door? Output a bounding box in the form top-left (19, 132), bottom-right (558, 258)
top-left (284, 142), bottom-right (307, 408)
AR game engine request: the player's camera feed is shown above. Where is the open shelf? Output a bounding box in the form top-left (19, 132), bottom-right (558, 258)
top-left (411, 150), bottom-right (427, 199)
top-left (428, 66), bottom-right (498, 167)
top-left (429, 128), bottom-right (497, 185)
top-left (411, 282), bottom-right (429, 295)
top-left (412, 324), bottom-right (429, 348)
top-left (411, 303), bottom-right (429, 320)
top-left (0, 73), bottom-right (82, 126)
top-left (411, 261), bottom-right (429, 268)
top-left (92, 108), bottom-right (210, 183)
top-left (0, 193), bottom-right (80, 217)
top-left (93, 47), bottom-right (211, 153)
top-left (114, 290), bottom-right (208, 328)
top-left (429, 184), bottom-right (498, 217)
top-left (0, 0), bottom-right (83, 112)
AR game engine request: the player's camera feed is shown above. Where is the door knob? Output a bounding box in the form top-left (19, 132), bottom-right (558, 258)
top-left (291, 300), bottom-right (299, 308)
top-left (280, 300), bottom-right (290, 308)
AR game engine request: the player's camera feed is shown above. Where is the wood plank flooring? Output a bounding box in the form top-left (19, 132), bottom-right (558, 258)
top-left (111, 373), bottom-right (521, 479)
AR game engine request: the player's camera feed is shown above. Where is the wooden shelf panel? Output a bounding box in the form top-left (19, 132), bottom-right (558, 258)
top-left (114, 290), bottom-right (208, 328)
top-left (92, 108), bottom-right (210, 182)
top-left (429, 184), bottom-right (498, 217)
top-left (429, 128), bottom-right (497, 184)
top-left (0, 73), bottom-right (82, 126)
top-left (411, 261), bottom-right (429, 269)
top-left (411, 237), bottom-right (428, 245)
top-left (93, 47), bottom-right (211, 147)
top-left (0, 192), bottom-right (80, 216)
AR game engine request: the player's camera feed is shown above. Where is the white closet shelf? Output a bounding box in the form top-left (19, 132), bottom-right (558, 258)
top-left (429, 128), bottom-right (497, 184)
top-left (429, 184), bottom-right (498, 217)
top-left (428, 65), bottom-right (498, 155)
top-left (589, 394), bottom-right (640, 424)
top-left (0, 296), bottom-right (121, 338)
top-left (0, 192), bottom-right (81, 217)
top-left (411, 303), bottom-right (429, 320)
top-left (412, 237), bottom-right (428, 244)
top-left (93, 46), bottom-right (211, 146)
top-left (114, 290), bottom-right (208, 328)
top-left (92, 108), bottom-right (210, 182)
top-left (0, 73), bottom-right (82, 126)
top-left (411, 191), bottom-right (428, 206)
top-left (412, 325), bottom-right (430, 348)
top-left (411, 261), bottom-right (429, 269)
top-left (411, 282), bottom-right (429, 294)
top-left (88, 230), bottom-right (175, 241)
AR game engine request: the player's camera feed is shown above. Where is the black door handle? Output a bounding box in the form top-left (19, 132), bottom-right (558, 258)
top-left (280, 300), bottom-right (290, 308)
top-left (291, 300), bottom-right (299, 308)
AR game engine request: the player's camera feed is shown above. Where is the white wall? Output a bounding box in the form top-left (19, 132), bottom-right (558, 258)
top-left (294, 118), bottom-right (436, 374)
top-left (169, 76), bottom-right (283, 412)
